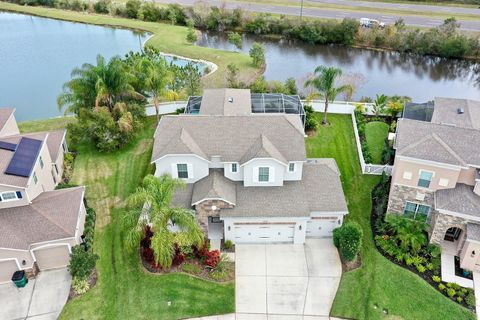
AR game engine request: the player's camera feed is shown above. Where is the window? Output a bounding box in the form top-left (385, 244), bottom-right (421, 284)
top-left (39, 156), bottom-right (44, 169)
top-left (289, 163), bottom-right (295, 172)
top-left (231, 163), bottom-right (238, 173)
top-left (258, 167), bottom-right (269, 182)
top-left (177, 164), bottom-right (188, 179)
top-left (0, 191), bottom-right (17, 202)
top-left (403, 201), bottom-right (430, 222)
top-left (403, 171), bottom-right (412, 180)
top-left (418, 170), bottom-right (433, 188)
top-left (33, 172), bottom-right (38, 185)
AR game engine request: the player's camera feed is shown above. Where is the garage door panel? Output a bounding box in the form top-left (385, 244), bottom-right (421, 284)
top-left (234, 224), bottom-right (294, 244)
top-left (34, 245), bottom-right (70, 270)
top-left (0, 260), bottom-right (19, 283)
top-left (306, 217), bottom-right (341, 238)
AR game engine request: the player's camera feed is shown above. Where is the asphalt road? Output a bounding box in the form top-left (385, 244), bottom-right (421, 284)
top-left (155, 0), bottom-right (480, 31)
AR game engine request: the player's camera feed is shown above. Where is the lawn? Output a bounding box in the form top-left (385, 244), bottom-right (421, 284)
top-left (365, 121), bottom-right (389, 164)
top-left (19, 117), bottom-right (235, 320)
top-left (0, 2), bottom-right (259, 88)
top-left (305, 114), bottom-right (474, 320)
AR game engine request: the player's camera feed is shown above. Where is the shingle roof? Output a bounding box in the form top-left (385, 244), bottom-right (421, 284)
top-left (199, 89), bottom-right (252, 116)
top-left (432, 97), bottom-right (480, 130)
top-left (0, 187), bottom-right (84, 250)
top-left (0, 108), bottom-right (15, 134)
top-left (435, 184), bottom-right (480, 218)
top-left (467, 223), bottom-right (480, 242)
top-left (192, 169), bottom-right (236, 205)
top-left (395, 118), bottom-right (480, 167)
top-left (240, 134), bottom-right (287, 165)
top-left (152, 114), bottom-right (306, 163)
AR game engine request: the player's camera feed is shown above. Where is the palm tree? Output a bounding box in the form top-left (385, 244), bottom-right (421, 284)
top-left (386, 214), bottom-right (427, 254)
top-left (373, 94), bottom-right (388, 116)
top-left (144, 59), bottom-right (173, 122)
top-left (305, 66), bottom-right (353, 125)
top-left (58, 55), bottom-right (142, 114)
top-left (123, 174), bottom-right (204, 270)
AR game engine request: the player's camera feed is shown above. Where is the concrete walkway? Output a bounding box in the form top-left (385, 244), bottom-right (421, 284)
top-left (0, 268), bottom-right (71, 320)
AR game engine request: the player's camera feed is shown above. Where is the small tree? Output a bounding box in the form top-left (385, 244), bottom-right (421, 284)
top-left (186, 28), bottom-right (197, 43)
top-left (183, 63), bottom-right (201, 96)
top-left (333, 222), bottom-right (363, 262)
top-left (68, 245), bottom-right (99, 280)
top-left (373, 94), bottom-right (387, 116)
top-left (125, 0), bottom-right (141, 19)
top-left (386, 100), bottom-right (404, 118)
top-left (226, 63), bottom-right (239, 88)
top-left (228, 32), bottom-right (243, 50)
top-left (249, 42), bottom-right (266, 68)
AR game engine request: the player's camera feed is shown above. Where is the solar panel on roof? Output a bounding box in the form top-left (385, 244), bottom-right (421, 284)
top-left (5, 137), bottom-right (42, 177)
top-left (0, 141), bottom-right (17, 151)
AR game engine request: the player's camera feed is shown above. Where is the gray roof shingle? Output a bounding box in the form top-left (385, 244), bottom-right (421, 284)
top-left (395, 118), bottom-right (480, 167)
top-left (0, 108), bottom-right (15, 134)
top-left (467, 223), bottom-right (480, 242)
top-left (435, 184), bottom-right (480, 218)
top-left (0, 187), bottom-right (84, 250)
top-left (152, 114), bottom-right (306, 163)
top-left (432, 97), bottom-right (480, 130)
top-left (192, 169), bottom-right (236, 205)
top-left (199, 89), bottom-right (252, 116)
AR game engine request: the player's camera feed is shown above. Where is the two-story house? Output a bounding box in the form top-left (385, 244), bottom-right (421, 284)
top-left (0, 108), bottom-right (86, 284)
top-left (388, 97), bottom-right (480, 286)
top-left (152, 89), bottom-right (348, 247)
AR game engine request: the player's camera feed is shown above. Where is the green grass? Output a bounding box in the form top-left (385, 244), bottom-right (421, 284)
top-left (19, 116), bottom-right (234, 319)
top-left (305, 114), bottom-right (474, 320)
top-left (18, 116), bottom-right (75, 133)
top-left (0, 2), bottom-right (259, 88)
top-left (365, 121), bottom-right (389, 164)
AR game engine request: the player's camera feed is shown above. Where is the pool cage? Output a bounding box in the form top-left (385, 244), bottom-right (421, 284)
top-left (185, 93), bottom-right (305, 126)
top-left (402, 101), bottom-right (434, 122)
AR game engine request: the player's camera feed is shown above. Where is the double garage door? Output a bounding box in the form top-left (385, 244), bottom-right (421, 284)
top-left (33, 245), bottom-right (71, 270)
top-left (234, 223), bottom-right (295, 244)
top-left (306, 217), bottom-right (341, 238)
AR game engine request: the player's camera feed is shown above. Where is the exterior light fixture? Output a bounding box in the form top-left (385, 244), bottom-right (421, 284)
top-left (211, 205), bottom-right (217, 211)
top-left (299, 225), bottom-right (302, 231)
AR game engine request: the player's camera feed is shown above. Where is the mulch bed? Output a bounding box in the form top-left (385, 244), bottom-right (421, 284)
top-left (68, 268), bottom-right (98, 301)
top-left (340, 254), bottom-right (362, 272)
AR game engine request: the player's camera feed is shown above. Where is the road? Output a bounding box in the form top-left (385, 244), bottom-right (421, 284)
top-left (155, 0), bottom-right (480, 31)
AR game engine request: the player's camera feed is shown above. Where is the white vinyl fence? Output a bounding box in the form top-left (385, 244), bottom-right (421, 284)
top-left (146, 99), bottom-right (393, 176)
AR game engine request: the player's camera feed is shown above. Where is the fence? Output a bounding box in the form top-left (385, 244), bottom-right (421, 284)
top-left (146, 99), bottom-right (393, 176)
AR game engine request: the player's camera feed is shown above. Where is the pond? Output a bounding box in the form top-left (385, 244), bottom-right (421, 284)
top-left (196, 32), bottom-right (480, 102)
top-left (0, 12), bottom-right (203, 121)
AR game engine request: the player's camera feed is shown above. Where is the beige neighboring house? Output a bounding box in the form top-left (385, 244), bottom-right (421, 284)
top-left (388, 97), bottom-right (480, 287)
top-left (152, 89), bottom-right (348, 248)
top-left (0, 108), bottom-right (86, 284)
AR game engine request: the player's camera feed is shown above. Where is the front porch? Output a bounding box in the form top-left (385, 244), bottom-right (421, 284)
top-left (441, 253), bottom-right (474, 289)
top-left (207, 217), bottom-right (224, 250)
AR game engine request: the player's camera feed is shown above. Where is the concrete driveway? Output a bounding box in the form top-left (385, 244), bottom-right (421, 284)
top-left (235, 239), bottom-right (342, 319)
top-left (0, 268), bottom-right (71, 320)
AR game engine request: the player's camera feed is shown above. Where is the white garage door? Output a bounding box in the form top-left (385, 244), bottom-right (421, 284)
top-left (306, 217), bottom-right (341, 238)
top-left (33, 245), bottom-right (71, 270)
top-left (234, 223), bottom-right (295, 244)
top-left (0, 260), bottom-right (19, 283)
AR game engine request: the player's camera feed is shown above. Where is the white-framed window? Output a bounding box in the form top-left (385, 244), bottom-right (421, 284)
top-left (288, 163), bottom-right (295, 172)
top-left (418, 170), bottom-right (433, 188)
top-left (177, 164), bottom-right (188, 179)
top-left (439, 178), bottom-right (449, 187)
top-left (39, 156), bottom-right (44, 169)
top-left (403, 171), bottom-right (412, 180)
top-left (231, 163), bottom-right (238, 173)
top-left (403, 201), bottom-right (430, 222)
top-left (0, 191), bottom-right (22, 202)
top-left (258, 167), bottom-right (269, 182)
top-left (33, 172), bottom-right (38, 185)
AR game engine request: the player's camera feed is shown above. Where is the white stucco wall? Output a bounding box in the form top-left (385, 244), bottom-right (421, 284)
top-left (284, 161), bottom-right (304, 181)
top-left (0, 185), bottom-right (28, 209)
top-left (224, 162), bottom-right (243, 181)
top-left (242, 158), bottom-right (286, 187)
top-left (154, 154), bottom-right (209, 184)
top-left (0, 113), bottom-right (20, 138)
top-left (26, 142), bottom-right (56, 201)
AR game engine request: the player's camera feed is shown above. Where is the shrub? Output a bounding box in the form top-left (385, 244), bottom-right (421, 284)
top-left (228, 32), bottom-right (243, 49)
top-left (125, 0), bottom-right (141, 18)
top-left (186, 27), bottom-right (197, 43)
top-left (182, 262), bottom-right (201, 275)
top-left (432, 275), bottom-right (441, 283)
top-left (68, 245), bottom-right (99, 280)
top-left (415, 264), bottom-right (426, 273)
top-left (466, 292), bottom-right (476, 308)
top-left (223, 240), bottom-right (233, 250)
top-left (438, 283), bottom-right (446, 291)
top-left (204, 250), bottom-right (221, 268)
top-left (93, 0), bottom-right (110, 13)
top-left (304, 105), bottom-right (319, 132)
top-left (456, 297), bottom-right (463, 303)
top-left (333, 222), bottom-right (363, 262)
top-left (180, 245), bottom-right (194, 258)
top-left (447, 282), bottom-right (461, 290)
top-left (72, 277), bottom-right (90, 295)
top-left (447, 288), bottom-right (456, 298)
top-left (249, 42), bottom-right (266, 67)
top-left (139, 2), bottom-right (162, 22)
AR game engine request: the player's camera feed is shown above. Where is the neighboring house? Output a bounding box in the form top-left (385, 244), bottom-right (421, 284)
top-left (152, 89), bottom-right (348, 247)
top-left (388, 97), bottom-right (480, 285)
top-left (0, 109), bottom-right (85, 284)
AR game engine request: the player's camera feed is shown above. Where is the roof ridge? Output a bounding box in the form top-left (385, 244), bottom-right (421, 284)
top-left (430, 133), bottom-right (467, 166)
top-left (30, 205), bottom-right (72, 235)
top-left (401, 117), bottom-right (480, 133)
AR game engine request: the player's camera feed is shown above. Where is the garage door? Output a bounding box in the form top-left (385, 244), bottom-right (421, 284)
top-left (234, 223), bottom-right (295, 244)
top-left (0, 260), bottom-right (19, 283)
top-left (306, 217), bottom-right (341, 238)
top-left (33, 245), bottom-right (71, 270)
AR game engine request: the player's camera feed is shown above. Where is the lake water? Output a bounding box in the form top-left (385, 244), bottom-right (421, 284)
top-left (197, 32), bottom-right (480, 102)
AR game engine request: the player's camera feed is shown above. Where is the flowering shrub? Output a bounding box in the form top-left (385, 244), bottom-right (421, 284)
top-left (204, 250), bottom-right (221, 269)
top-left (333, 221), bottom-right (363, 262)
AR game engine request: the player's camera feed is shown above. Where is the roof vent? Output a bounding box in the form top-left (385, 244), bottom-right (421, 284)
top-left (228, 97), bottom-right (233, 103)
top-left (457, 108), bottom-right (464, 114)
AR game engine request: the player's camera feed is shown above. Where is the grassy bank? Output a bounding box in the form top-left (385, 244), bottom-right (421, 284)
top-left (0, 1), bottom-right (259, 88)
top-left (305, 114), bottom-right (474, 320)
top-left (20, 117), bottom-right (235, 319)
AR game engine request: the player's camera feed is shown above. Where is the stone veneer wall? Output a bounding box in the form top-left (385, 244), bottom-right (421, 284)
top-left (429, 212), bottom-right (469, 246)
top-left (195, 199), bottom-right (233, 233)
top-left (387, 184), bottom-right (435, 214)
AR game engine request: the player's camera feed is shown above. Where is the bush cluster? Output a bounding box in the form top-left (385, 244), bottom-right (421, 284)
top-left (68, 245), bottom-right (99, 281)
top-left (333, 221), bottom-right (363, 262)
